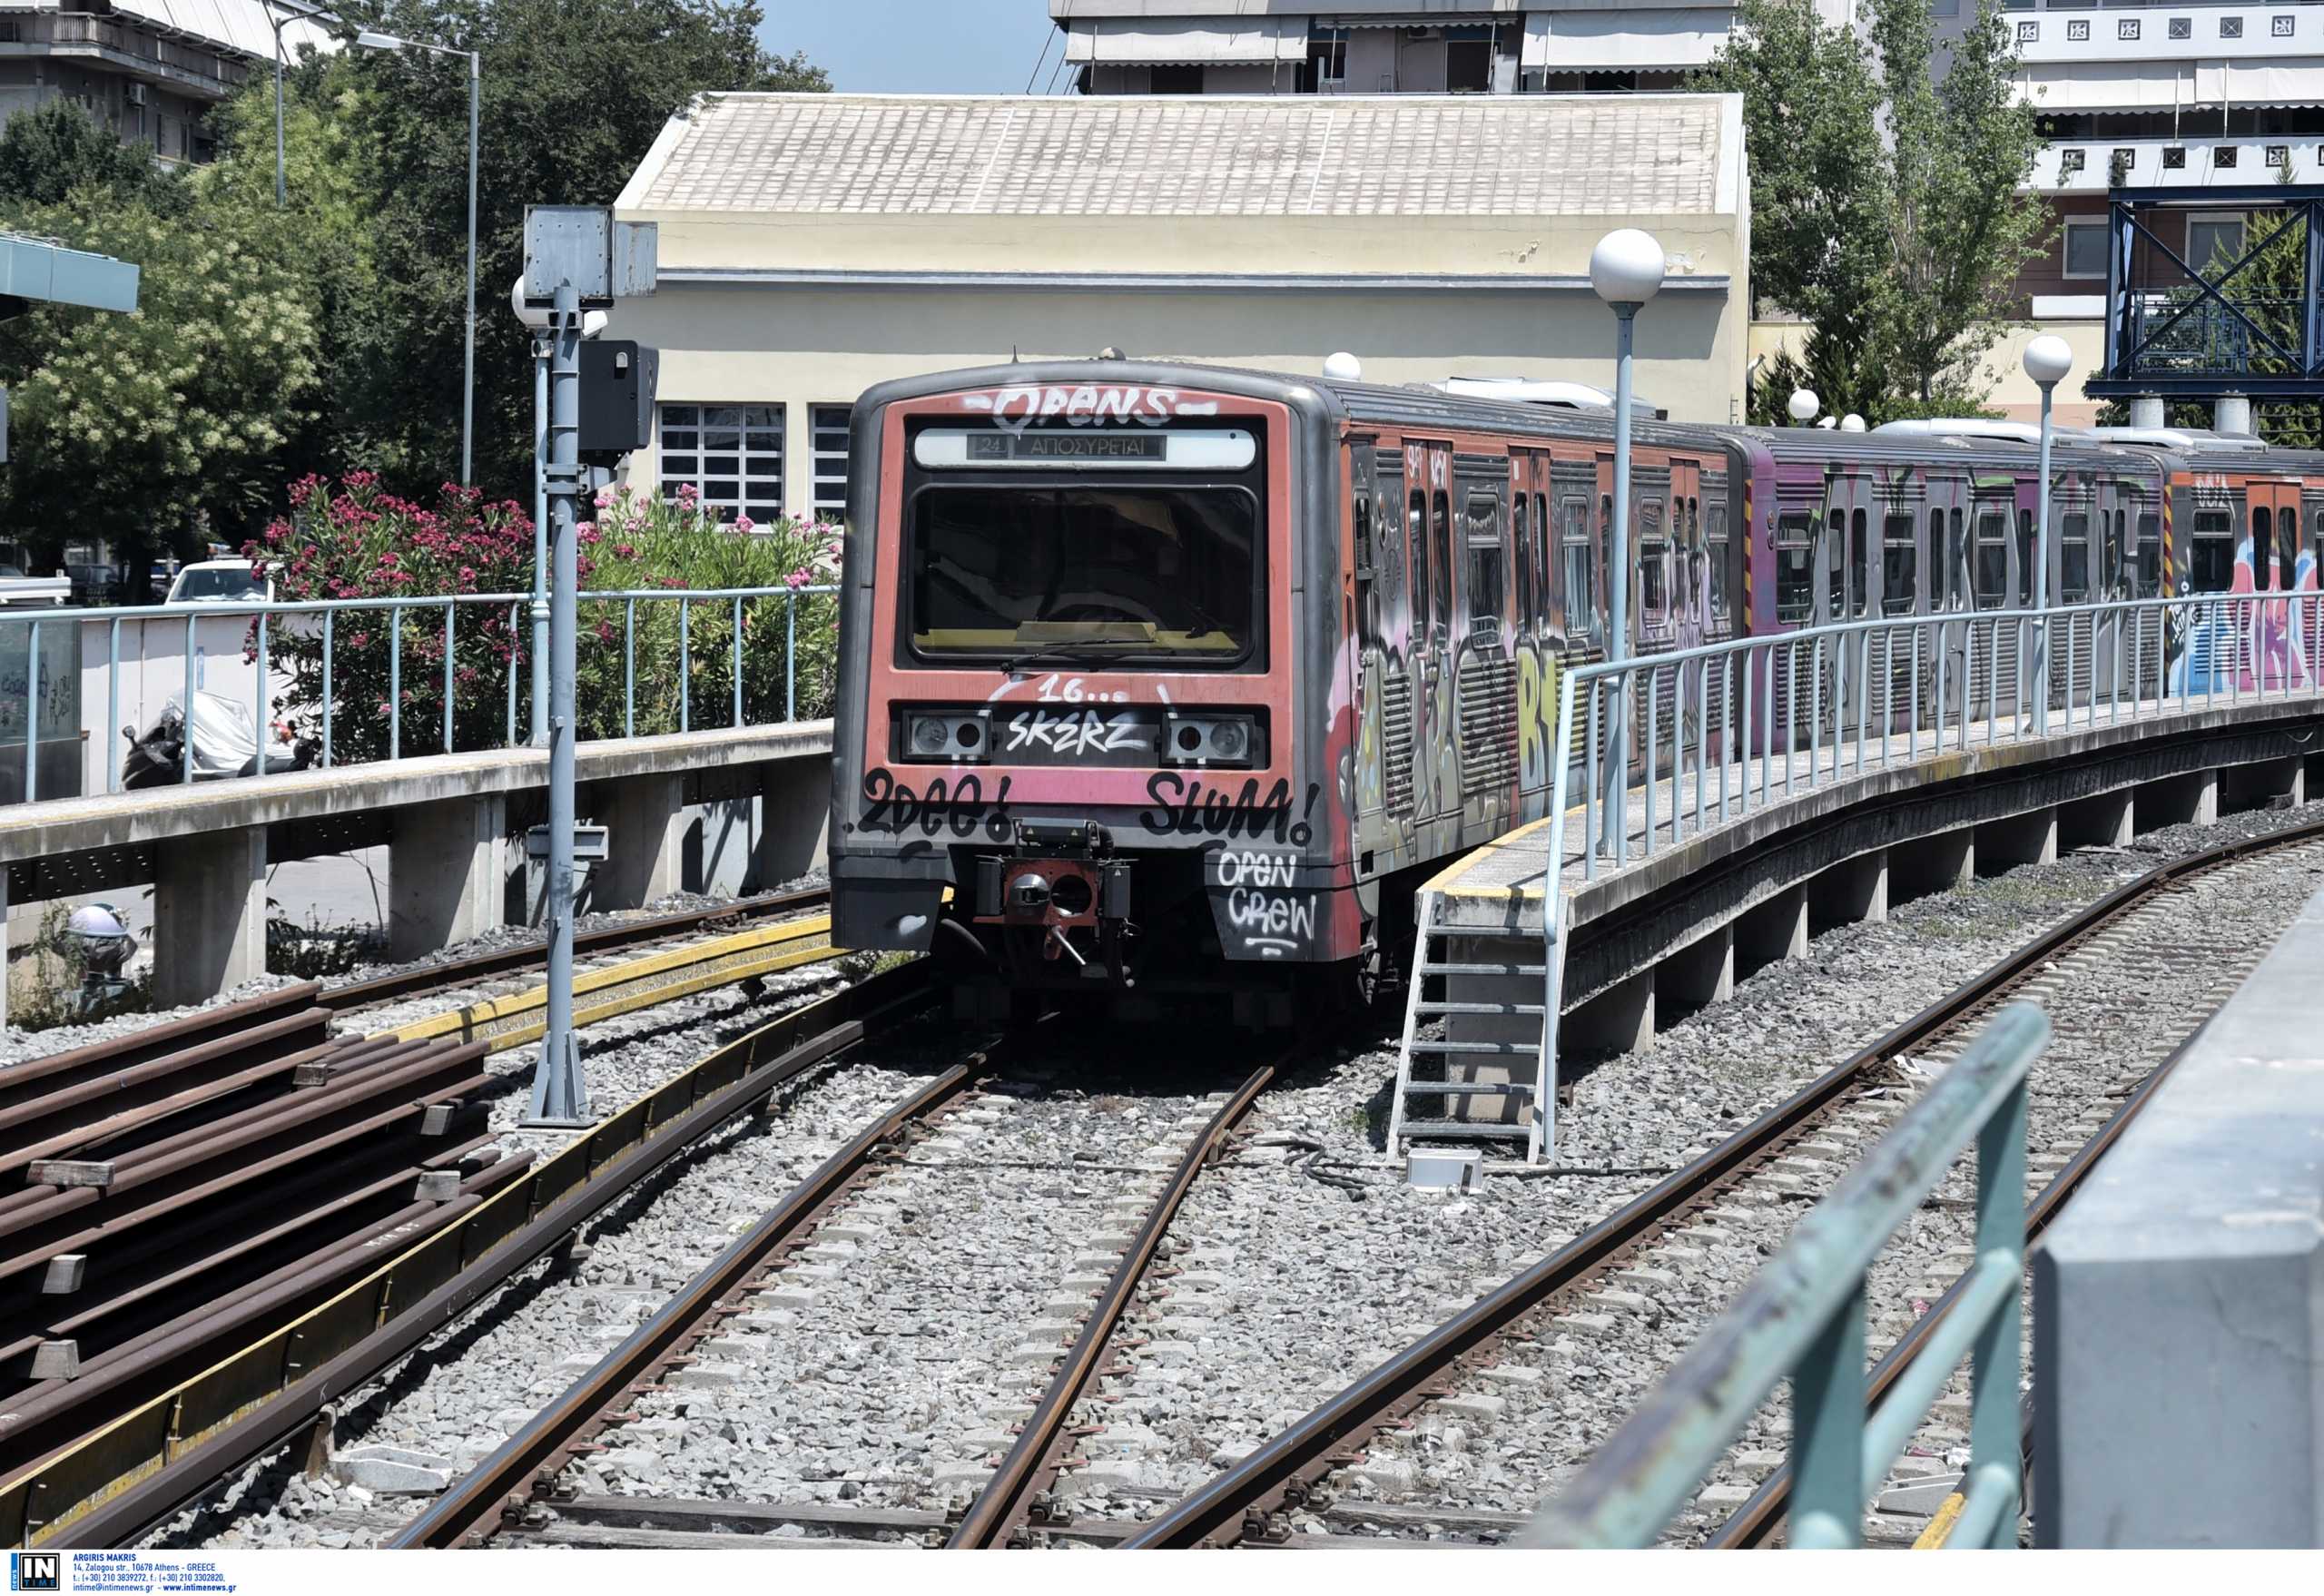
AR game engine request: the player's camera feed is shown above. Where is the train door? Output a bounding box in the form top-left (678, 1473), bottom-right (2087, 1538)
top-left (1402, 440), bottom-right (1457, 833)
top-left (1351, 441), bottom-right (1405, 858)
top-left (2087, 472), bottom-right (2138, 709)
top-left (1510, 450), bottom-right (1559, 799)
top-left (2249, 476), bottom-right (2302, 689)
top-left (1925, 476), bottom-right (1973, 730)
top-left (1771, 491), bottom-right (1819, 748)
top-left (1452, 452), bottom-right (1515, 827)
top-left (1970, 478), bottom-right (2021, 722)
top-left (1818, 470), bottom-right (1873, 737)
top-left (1552, 458), bottom-right (1604, 783)
top-left (2049, 470), bottom-right (2096, 713)
top-left (1871, 482), bottom-right (1921, 738)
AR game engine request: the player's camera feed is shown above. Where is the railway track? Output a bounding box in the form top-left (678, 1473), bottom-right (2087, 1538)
top-left (395, 1048), bottom-right (1285, 1550)
top-left (1114, 818), bottom-right (2324, 1549)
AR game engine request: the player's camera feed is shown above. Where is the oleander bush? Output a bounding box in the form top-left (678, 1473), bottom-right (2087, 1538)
top-left (249, 474), bottom-right (840, 764)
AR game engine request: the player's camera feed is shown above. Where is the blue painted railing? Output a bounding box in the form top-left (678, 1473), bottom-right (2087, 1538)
top-left (1524, 1002), bottom-right (2049, 1549)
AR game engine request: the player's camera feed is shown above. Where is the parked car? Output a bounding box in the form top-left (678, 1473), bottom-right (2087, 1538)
top-left (163, 559), bottom-right (274, 606)
top-left (66, 564), bottom-right (123, 606)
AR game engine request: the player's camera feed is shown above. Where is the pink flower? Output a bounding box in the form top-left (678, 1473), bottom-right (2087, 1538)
top-left (594, 488), bottom-right (615, 510)
top-left (784, 568), bottom-right (809, 589)
top-left (614, 543), bottom-right (635, 559)
top-left (734, 515), bottom-right (755, 534)
top-left (675, 482), bottom-right (700, 504)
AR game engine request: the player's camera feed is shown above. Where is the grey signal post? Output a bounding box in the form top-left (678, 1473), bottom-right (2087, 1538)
top-left (518, 206), bottom-right (655, 1128)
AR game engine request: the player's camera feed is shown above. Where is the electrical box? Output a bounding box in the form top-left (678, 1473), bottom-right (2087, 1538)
top-left (527, 823), bottom-right (609, 862)
top-left (578, 341), bottom-right (657, 461)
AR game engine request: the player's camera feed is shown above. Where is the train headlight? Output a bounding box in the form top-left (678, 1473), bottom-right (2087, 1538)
top-left (902, 711), bottom-right (989, 762)
top-left (1164, 713), bottom-right (1260, 768)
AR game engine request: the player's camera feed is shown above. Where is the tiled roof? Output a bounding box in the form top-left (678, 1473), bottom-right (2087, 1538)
top-left (623, 94), bottom-right (1737, 219)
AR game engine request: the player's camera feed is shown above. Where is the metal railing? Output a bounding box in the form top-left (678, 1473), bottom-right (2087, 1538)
top-left (1525, 1002), bottom-right (2049, 1549)
top-left (1537, 591), bottom-right (2320, 1133)
top-left (0, 585), bottom-right (837, 803)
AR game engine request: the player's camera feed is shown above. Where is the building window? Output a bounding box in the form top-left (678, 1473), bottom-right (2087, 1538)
top-left (2186, 213), bottom-right (2245, 273)
top-left (2273, 14), bottom-right (2294, 37)
top-left (2066, 19), bottom-right (2089, 41)
top-left (2063, 218), bottom-right (2108, 278)
top-left (2267, 144), bottom-right (2290, 169)
top-left (1299, 25), bottom-right (1348, 93)
top-left (2214, 145), bottom-right (2239, 169)
top-left (2220, 15), bottom-right (2242, 37)
top-left (810, 405), bottom-right (848, 521)
top-left (1445, 25), bottom-right (1492, 93)
top-left (2169, 16), bottom-right (2191, 39)
top-left (657, 404), bottom-right (783, 525)
top-left (2017, 19), bottom-right (2039, 41)
top-left (2115, 17), bottom-right (2138, 40)
top-left (1148, 64), bottom-right (1203, 94)
top-left (2162, 145), bottom-right (2187, 169)
top-left (2061, 148), bottom-right (2085, 176)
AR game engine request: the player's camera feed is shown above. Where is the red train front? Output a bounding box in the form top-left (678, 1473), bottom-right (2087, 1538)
top-left (828, 361), bottom-right (1363, 1023)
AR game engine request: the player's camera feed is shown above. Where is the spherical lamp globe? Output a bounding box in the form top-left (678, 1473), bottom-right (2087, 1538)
top-left (1322, 351), bottom-right (1364, 381)
top-left (1589, 230), bottom-right (1667, 308)
top-left (2023, 335), bottom-right (2073, 389)
top-left (1787, 389), bottom-right (1820, 424)
top-left (1839, 413), bottom-right (1867, 433)
top-left (509, 273), bottom-right (547, 331)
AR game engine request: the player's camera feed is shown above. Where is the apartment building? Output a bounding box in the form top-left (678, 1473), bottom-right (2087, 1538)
top-left (0, 0), bottom-right (332, 165)
top-left (1054, 0), bottom-right (2324, 423)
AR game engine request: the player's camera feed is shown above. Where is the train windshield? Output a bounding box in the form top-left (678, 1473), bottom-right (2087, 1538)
top-left (909, 485), bottom-right (1258, 664)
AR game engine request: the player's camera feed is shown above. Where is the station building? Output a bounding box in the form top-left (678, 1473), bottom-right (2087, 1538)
top-left (606, 90), bottom-right (1749, 526)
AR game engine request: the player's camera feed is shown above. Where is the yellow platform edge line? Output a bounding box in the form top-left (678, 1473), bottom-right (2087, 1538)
top-left (382, 914), bottom-right (831, 1043)
top-left (1421, 801), bottom-right (1589, 900)
top-left (1913, 1491), bottom-right (1969, 1549)
top-left (449, 942), bottom-right (842, 1056)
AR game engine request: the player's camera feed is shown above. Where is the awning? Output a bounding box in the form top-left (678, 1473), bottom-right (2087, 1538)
top-left (103, 0), bottom-right (336, 64)
top-left (1063, 18), bottom-right (1307, 65)
top-left (1535, 10), bottom-right (1730, 73)
top-left (2020, 59), bottom-right (2324, 111)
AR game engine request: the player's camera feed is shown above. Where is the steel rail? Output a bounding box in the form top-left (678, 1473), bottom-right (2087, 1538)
top-left (25, 962), bottom-right (931, 1550)
top-left (394, 1050), bottom-right (983, 1548)
top-left (949, 1060), bottom-right (1278, 1549)
top-left (319, 886), bottom-right (831, 1016)
top-left (1123, 814), bottom-right (2324, 1548)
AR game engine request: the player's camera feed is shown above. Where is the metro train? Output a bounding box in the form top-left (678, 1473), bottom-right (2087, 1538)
top-left (826, 358), bottom-right (2324, 1021)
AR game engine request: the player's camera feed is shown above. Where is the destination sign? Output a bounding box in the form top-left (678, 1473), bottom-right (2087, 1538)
top-left (915, 428), bottom-right (1256, 471)
top-left (967, 431), bottom-right (1167, 462)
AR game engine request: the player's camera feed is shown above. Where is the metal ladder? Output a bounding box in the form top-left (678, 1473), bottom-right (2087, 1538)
top-left (1386, 889), bottom-right (1555, 1165)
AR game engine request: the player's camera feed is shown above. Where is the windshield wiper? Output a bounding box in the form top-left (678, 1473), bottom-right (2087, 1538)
top-left (999, 641), bottom-right (1152, 675)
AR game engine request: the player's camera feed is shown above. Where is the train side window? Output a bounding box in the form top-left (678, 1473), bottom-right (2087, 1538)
top-left (1640, 498), bottom-right (1668, 619)
top-left (1883, 512), bottom-right (1916, 616)
top-left (1777, 511), bottom-right (1814, 625)
top-left (1408, 488), bottom-right (1428, 626)
top-left (2136, 512), bottom-right (2162, 596)
top-left (2191, 507), bottom-right (2233, 592)
top-left (1826, 508), bottom-right (1846, 616)
top-left (1431, 490), bottom-right (1453, 635)
top-left (1849, 507), bottom-right (1870, 616)
top-left (1561, 496), bottom-right (1597, 641)
top-left (1534, 492), bottom-right (1551, 626)
top-left (1687, 497), bottom-right (1705, 616)
top-left (2017, 509), bottom-right (2036, 606)
top-left (2060, 511), bottom-right (2090, 603)
top-left (2254, 507), bottom-right (2273, 590)
top-left (1354, 492), bottom-right (1380, 647)
top-left (2105, 508), bottom-right (2126, 596)
top-left (2278, 508), bottom-right (2298, 592)
top-left (1926, 509), bottom-right (1947, 609)
top-left (1707, 503), bottom-right (1730, 620)
top-left (1512, 493), bottom-right (1533, 631)
top-left (1974, 510), bottom-right (2008, 607)
top-left (1464, 490), bottom-right (1504, 643)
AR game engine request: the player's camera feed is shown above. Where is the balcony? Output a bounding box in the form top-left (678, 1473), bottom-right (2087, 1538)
top-left (2034, 134), bottom-right (2324, 191)
top-left (1, 12), bottom-right (249, 99)
top-left (2013, 4), bottom-right (2320, 62)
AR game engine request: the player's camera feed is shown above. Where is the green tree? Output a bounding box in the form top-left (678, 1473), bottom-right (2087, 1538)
top-left (0, 99), bottom-right (182, 211)
top-left (1698, 0), bottom-right (2047, 419)
top-left (0, 198), bottom-right (323, 571)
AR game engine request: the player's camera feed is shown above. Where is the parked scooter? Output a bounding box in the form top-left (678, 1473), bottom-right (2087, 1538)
top-left (121, 692), bottom-right (310, 788)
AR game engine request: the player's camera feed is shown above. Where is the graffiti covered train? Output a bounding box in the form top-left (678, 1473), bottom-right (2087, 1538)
top-left (826, 359), bottom-right (2323, 1020)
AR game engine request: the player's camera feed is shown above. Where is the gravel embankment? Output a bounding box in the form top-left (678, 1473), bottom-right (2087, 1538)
top-left (1058, 802), bottom-right (2324, 1536)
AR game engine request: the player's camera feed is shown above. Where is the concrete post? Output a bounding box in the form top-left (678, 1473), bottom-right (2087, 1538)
top-left (2223, 755), bottom-right (2304, 813)
top-left (754, 757), bottom-right (832, 889)
top-left (1810, 849), bottom-right (1888, 931)
top-left (1565, 967), bottom-right (1653, 1057)
top-left (2137, 769), bottom-right (2217, 831)
top-left (1892, 831), bottom-right (1974, 905)
top-left (2128, 395), bottom-right (2165, 430)
top-left (389, 794), bottom-right (506, 961)
top-left (2215, 393), bottom-right (2253, 437)
top-left (1736, 886), bottom-right (1810, 980)
top-left (2059, 790), bottom-right (2133, 851)
top-left (153, 827), bottom-right (267, 1007)
top-left (593, 773), bottom-right (684, 911)
top-left (1659, 923), bottom-right (1734, 1020)
top-left (1976, 808), bottom-right (2059, 872)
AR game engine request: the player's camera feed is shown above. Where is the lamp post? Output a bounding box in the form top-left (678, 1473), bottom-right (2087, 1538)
top-left (1590, 228), bottom-right (1666, 862)
top-left (1787, 389), bottom-right (1820, 427)
top-left (2023, 335), bottom-right (2073, 736)
top-left (356, 28), bottom-right (479, 488)
top-left (510, 278), bottom-right (605, 747)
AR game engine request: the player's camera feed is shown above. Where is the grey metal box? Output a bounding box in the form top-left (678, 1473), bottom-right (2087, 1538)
top-left (578, 341), bottom-right (658, 459)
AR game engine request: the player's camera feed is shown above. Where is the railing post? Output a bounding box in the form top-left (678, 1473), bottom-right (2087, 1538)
top-left (1738, 646), bottom-right (1752, 815)
top-left (321, 608), bottom-right (334, 769)
top-left (786, 590), bottom-right (798, 723)
top-left (106, 616), bottom-right (121, 795)
top-left (442, 601), bottom-right (456, 754)
top-left (679, 600), bottom-right (691, 734)
top-left (1807, 634), bottom-right (1821, 789)
top-left (182, 612), bottom-right (195, 786)
top-left (1538, 668), bottom-right (1579, 1167)
top-left (1645, 665), bottom-right (1659, 856)
top-left (255, 611), bottom-right (271, 772)
top-left (1585, 678), bottom-right (1601, 877)
top-left (1789, 1280), bottom-right (1869, 1550)
top-left (625, 597), bottom-right (636, 739)
top-left (1961, 1069), bottom-right (2030, 1549)
top-left (732, 594), bottom-right (744, 728)
top-left (23, 618), bottom-right (38, 804)
top-left (389, 604), bottom-right (402, 762)
top-left (506, 600), bottom-right (518, 748)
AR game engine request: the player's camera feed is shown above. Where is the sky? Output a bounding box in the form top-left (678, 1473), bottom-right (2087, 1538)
top-left (765, 1), bottom-right (1065, 94)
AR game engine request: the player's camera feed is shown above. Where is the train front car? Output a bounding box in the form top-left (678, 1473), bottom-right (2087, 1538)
top-left (830, 362), bottom-right (1354, 1025)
